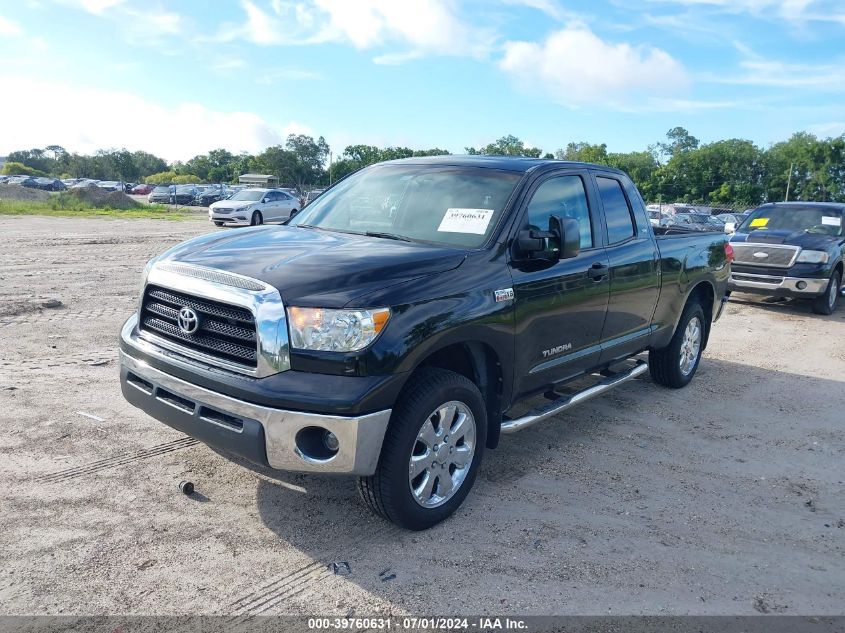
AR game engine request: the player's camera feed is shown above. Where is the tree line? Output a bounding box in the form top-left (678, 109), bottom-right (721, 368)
top-left (3, 127), bottom-right (844, 207)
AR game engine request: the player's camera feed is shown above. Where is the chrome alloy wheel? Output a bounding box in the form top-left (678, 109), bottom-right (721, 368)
top-left (679, 316), bottom-right (702, 376)
top-left (408, 401), bottom-right (476, 508)
top-left (829, 275), bottom-right (839, 310)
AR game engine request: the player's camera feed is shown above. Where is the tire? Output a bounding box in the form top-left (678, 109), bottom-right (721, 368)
top-left (649, 300), bottom-right (706, 389)
top-left (289, 209), bottom-right (298, 219)
top-left (357, 367), bottom-right (487, 530)
top-left (811, 270), bottom-right (841, 315)
top-left (250, 211), bottom-right (263, 226)
top-left (213, 221), bottom-right (224, 227)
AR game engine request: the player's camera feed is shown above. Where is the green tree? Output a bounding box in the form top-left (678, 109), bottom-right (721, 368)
top-left (555, 142), bottom-right (609, 164)
top-left (465, 135), bottom-right (543, 157)
top-left (2, 161), bottom-right (46, 176)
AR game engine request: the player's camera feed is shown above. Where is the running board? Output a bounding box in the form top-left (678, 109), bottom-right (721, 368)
top-left (500, 360), bottom-right (649, 434)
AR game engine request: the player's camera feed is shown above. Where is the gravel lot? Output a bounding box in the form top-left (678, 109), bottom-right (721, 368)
top-left (1, 215), bottom-right (843, 616)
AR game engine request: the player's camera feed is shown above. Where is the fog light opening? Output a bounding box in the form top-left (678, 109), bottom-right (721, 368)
top-left (796, 281), bottom-right (807, 290)
top-left (294, 426), bottom-right (339, 462)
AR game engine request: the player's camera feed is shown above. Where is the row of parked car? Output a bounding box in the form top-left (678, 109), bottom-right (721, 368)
top-left (0, 175), bottom-right (148, 193)
top-left (0, 174), bottom-right (327, 209)
top-left (145, 184), bottom-right (325, 208)
top-left (646, 204), bottom-right (752, 234)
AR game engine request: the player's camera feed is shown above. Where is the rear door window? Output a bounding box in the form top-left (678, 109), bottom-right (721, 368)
top-left (596, 176), bottom-right (635, 244)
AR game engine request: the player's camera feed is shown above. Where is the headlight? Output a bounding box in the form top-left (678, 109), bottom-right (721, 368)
top-left (287, 307), bottom-right (390, 352)
top-left (796, 250), bottom-right (829, 264)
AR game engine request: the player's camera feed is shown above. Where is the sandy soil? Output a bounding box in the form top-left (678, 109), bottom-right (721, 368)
top-left (1, 215), bottom-right (843, 616)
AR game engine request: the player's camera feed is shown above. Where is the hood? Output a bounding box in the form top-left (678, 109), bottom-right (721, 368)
top-left (157, 225), bottom-right (467, 306)
top-left (731, 228), bottom-right (840, 250)
top-left (210, 199), bottom-right (253, 210)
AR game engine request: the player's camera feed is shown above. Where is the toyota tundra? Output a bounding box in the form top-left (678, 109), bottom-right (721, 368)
top-left (120, 156), bottom-right (731, 530)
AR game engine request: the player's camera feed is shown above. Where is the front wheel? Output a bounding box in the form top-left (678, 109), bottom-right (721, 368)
top-left (213, 221), bottom-right (224, 227)
top-left (811, 271), bottom-right (841, 315)
top-left (357, 368), bottom-right (486, 530)
top-left (649, 300), bottom-right (705, 389)
top-left (250, 211), bottom-right (263, 226)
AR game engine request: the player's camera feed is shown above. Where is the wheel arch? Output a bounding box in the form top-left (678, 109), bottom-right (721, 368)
top-left (679, 280), bottom-right (715, 350)
top-left (412, 341), bottom-right (504, 450)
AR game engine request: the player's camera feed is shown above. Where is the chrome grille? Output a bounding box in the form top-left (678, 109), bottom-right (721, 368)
top-left (139, 284), bottom-right (257, 367)
top-left (155, 263), bottom-right (265, 290)
top-left (731, 243), bottom-right (799, 268)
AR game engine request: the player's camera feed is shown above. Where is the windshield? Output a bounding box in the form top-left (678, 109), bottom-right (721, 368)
top-left (152, 186), bottom-right (170, 193)
top-left (230, 189), bottom-right (265, 201)
top-left (289, 165), bottom-right (522, 247)
top-left (738, 205), bottom-right (843, 236)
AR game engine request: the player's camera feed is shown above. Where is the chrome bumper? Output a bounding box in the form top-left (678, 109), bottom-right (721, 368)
top-left (119, 341), bottom-right (391, 476)
top-left (729, 272), bottom-right (828, 295)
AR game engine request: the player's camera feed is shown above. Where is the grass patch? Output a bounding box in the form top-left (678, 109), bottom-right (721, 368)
top-left (0, 197), bottom-right (198, 220)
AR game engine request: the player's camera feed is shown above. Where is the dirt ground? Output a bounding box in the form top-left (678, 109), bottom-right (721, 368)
top-left (1, 215), bottom-right (843, 617)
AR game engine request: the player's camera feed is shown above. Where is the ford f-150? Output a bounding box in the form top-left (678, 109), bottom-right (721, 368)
top-left (728, 202), bottom-right (843, 314)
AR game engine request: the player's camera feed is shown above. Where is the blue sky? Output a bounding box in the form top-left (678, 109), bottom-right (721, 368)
top-left (1, 0), bottom-right (844, 161)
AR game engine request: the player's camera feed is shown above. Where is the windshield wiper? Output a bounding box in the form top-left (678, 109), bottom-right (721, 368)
top-left (293, 225), bottom-right (413, 242)
top-left (363, 231), bottom-right (413, 242)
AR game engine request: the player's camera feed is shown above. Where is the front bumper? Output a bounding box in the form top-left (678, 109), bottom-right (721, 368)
top-left (728, 271), bottom-right (828, 297)
top-left (120, 336), bottom-right (392, 476)
top-left (209, 209), bottom-right (251, 225)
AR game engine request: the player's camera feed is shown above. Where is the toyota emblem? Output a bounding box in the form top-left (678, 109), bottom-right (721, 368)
top-left (177, 307), bottom-right (200, 334)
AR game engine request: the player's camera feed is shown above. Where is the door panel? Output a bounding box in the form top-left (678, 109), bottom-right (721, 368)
top-left (593, 175), bottom-right (660, 362)
top-left (510, 173), bottom-right (610, 399)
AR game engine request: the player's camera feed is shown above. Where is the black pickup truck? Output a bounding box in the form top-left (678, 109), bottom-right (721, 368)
top-left (119, 156), bottom-right (730, 529)
top-left (728, 202), bottom-right (844, 314)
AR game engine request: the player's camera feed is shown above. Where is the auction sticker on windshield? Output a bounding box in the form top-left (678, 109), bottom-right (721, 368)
top-left (438, 208), bottom-right (494, 234)
top-left (822, 216), bottom-right (840, 226)
top-left (750, 218), bottom-right (769, 227)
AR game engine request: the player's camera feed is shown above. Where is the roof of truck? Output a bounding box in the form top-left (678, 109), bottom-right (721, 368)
top-left (756, 201), bottom-right (845, 210)
top-left (380, 154), bottom-right (626, 174)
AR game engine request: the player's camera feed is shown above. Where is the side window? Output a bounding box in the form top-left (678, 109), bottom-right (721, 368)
top-left (525, 175), bottom-right (593, 249)
top-left (596, 176), bottom-right (635, 244)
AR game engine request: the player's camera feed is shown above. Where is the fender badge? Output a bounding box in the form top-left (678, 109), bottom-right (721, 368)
top-left (494, 288), bottom-right (514, 302)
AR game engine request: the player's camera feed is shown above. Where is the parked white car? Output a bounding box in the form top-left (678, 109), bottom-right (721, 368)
top-left (716, 213), bottom-right (740, 233)
top-left (208, 188), bottom-right (299, 227)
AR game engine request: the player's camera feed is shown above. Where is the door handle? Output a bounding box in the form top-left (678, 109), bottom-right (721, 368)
top-left (588, 262), bottom-right (609, 281)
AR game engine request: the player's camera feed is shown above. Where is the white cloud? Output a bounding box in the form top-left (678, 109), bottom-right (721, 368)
top-left (646, 0), bottom-right (845, 24)
top-left (0, 76), bottom-right (307, 161)
top-left (499, 24), bottom-right (689, 109)
top-left (708, 58), bottom-right (845, 89)
top-left (0, 16), bottom-right (24, 36)
top-left (808, 121), bottom-right (845, 137)
top-left (48, 1), bottom-right (182, 42)
top-left (232, 0), bottom-right (493, 60)
top-left (56, 0), bottom-right (125, 14)
top-left (500, 0), bottom-right (565, 20)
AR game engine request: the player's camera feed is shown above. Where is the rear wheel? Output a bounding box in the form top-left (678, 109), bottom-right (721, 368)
top-left (357, 368), bottom-right (486, 530)
top-left (250, 211), bottom-right (263, 226)
top-left (812, 270), bottom-right (841, 315)
top-left (649, 300), bottom-right (705, 389)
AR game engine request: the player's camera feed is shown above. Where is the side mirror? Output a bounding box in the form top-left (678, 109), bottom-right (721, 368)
top-left (558, 216), bottom-right (580, 259)
top-left (517, 215), bottom-right (580, 260)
